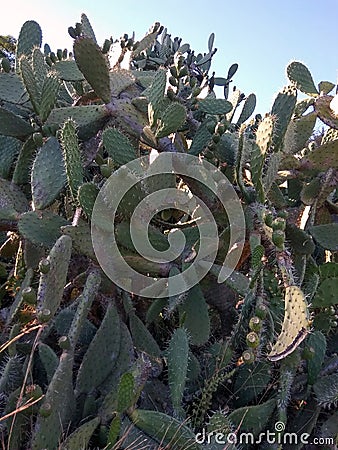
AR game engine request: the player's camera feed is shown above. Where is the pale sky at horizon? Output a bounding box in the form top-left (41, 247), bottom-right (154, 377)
top-left (4, 0), bottom-right (338, 115)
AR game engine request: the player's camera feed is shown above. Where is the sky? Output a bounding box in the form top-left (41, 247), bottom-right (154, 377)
top-left (3, 0), bottom-right (338, 114)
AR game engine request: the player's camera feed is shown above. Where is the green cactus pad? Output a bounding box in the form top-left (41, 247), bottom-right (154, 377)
top-left (80, 13), bottom-right (97, 42)
top-left (76, 303), bottom-right (121, 394)
top-left (180, 284), bottom-right (210, 346)
top-left (19, 56), bottom-right (41, 114)
top-left (271, 85), bottom-right (297, 151)
top-left (32, 48), bottom-right (47, 88)
top-left (312, 277), bottom-right (338, 307)
top-left (77, 182), bottom-right (99, 219)
top-left (197, 97), bottom-right (233, 115)
top-left (39, 71), bottom-right (60, 122)
top-left (302, 139), bottom-right (338, 171)
top-left (314, 94), bottom-right (338, 129)
top-left (308, 223), bottom-right (338, 251)
top-left (0, 177), bottom-right (29, 216)
top-left (54, 60), bottom-right (85, 81)
top-left (268, 286), bottom-right (310, 361)
top-left (6, 267), bottom-right (33, 325)
top-left (31, 350), bottom-right (76, 450)
top-left (129, 409), bottom-right (201, 449)
top-left (74, 36), bottom-right (111, 103)
top-left (233, 362), bottom-right (271, 406)
top-left (283, 112), bottom-right (317, 154)
top-left (167, 327), bottom-right (189, 417)
top-left (0, 137), bottom-right (21, 179)
top-left (102, 127), bottom-right (137, 166)
top-left (285, 224), bottom-right (315, 255)
top-left (16, 20), bottom-right (42, 61)
top-left (155, 102), bottom-right (186, 138)
top-left (110, 69), bottom-right (135, 97)
top-left (18, 210), bottom-right (68, 248)
top-left (286, 61), bottom-right (319, 96)
top-left (117, 372), bottom-right (135, 413)
top-left (313, 373), bottom-right (338, 408)
top-left (31, 137), bottom-right (67, 209)
top-left (62, 417), bottom-right (100, 450)
top-left (12, 137), bottom-right (36, 184)
top-left (307, 331), bottom-right (326, 385)
top-left (236, 93), bottom-right (256, 125)
top-left (61, 221), bottom-right (96, 260)
top-left (47, 104), bottom-right (109, 138)
top-left (38, 343), bottom-right (59, 383)
top-left (60, 118), bottom-right (84, 200)
top-left (0, 73), bottom-right (28, 104)
top-left (228, 398), bottom-right (276, 437)
top-left (36, 235), bottom-right (72, 321)
top-left (0, 107), bottom-right (33, 137)
top-left (129, 312), bottom-right (161, 359)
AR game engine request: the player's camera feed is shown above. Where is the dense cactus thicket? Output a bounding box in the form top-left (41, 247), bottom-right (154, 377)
top-left (0, 13), bottom-right (337, 449)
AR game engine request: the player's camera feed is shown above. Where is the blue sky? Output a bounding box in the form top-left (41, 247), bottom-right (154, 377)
top-left (4, 0), bottom-right (338, 114)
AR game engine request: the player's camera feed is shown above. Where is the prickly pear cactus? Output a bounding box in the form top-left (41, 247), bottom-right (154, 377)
top-left (0, 14), bottom-right (337, 450)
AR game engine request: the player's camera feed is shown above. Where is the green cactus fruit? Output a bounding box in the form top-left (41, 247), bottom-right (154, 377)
top-left (22, 286), bottom-right (36, 305)
top-left (62, 417), bottom-right (100, 450)
top-left (249, 316), bottom-right (262, 332)
top-left (286, 61), bottom-right (319, 96)
top-left (36, 235), bottom-right (72, 322)
top-left (179, 284), bottom-right (210, 346)
top-left (197, 97), bottom-right (232, 115)
top-left (18, 210), bottom-right (68, 248)
top-left (73, 36), bottom-right (111, 103)
top-left (39, 71), bottom-right (60, 122)
top-left (117, 372), bottom-right (135, 413)
top-left (313, 373), bottom-right (338, 408)
top-left (312, 277), bottom-right (338, 308)
top-left (31, 349), bottom-right (76, 450)
top-left (60, 118), bottom-right (84, 201)
top-left (16, 20), bottom-right (42, 63)
top-left (0, 72), bottom-right (28, 104)
top-left (38, 343), bottom-right (59, 383)
top-left (129, 311), bottom-right (161, 359)
top-left (155, 102), bottom-right (186, 138)
top-left (271, 85), bottom-right (297, 151)
top-left (268, 286), bottom-right (310, 361)
top-left (102, 127), bottom-right (137, 166)
top-left (306, 331), bottom-right (326, 385)
top-left (246, 331), bottom-right (260, 348)
top-left (129, 409), bottom-right (201, 449)
top-left (0, 107), bottom-right (33, 137)
top-left (236, 93), bottom-right (256, 126)
top-left (272, 229), bottom-right (285, 250)
top-left (31, 137), bottom-right (67, 209)
top-left (166, 327), bottom-right (189, 418)
top-left (76, 303), bottom-right (121, 394)
top-left (309, 223), bottom-right (338, 251)
top-left (228, 398), bottom-right (276, 437)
